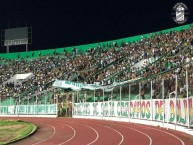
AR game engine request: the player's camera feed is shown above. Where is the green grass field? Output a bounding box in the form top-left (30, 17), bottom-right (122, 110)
top-left (0, 120), bottom-right (36, 145)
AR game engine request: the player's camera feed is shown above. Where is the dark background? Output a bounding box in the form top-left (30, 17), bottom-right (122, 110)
top-left (0, 0), bottom-right (192, 53)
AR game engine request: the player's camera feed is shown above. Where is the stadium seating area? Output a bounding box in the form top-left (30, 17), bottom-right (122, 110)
top-left (0, 24), bottom-right (193, 106)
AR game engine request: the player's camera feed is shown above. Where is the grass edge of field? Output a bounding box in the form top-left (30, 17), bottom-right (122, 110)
top-left (0, 120), bottom-right (37, 145)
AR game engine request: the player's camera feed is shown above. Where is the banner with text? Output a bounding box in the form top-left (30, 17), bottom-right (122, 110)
top-left (73, 97), bottom-right (193, 127)
top-left (0, 104), bottom-right (57, 115)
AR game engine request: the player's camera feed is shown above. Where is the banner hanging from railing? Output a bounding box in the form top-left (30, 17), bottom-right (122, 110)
top-left (0, 104), bottom-right (57, 115)
top-left (52, 78), bottom-right (141, 92)
top-left (73, 97), bottom-right (193, 127)
top-left (52, 79), bottom-right (102, 91)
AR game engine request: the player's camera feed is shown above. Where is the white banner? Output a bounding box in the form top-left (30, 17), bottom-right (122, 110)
top-left (0, 104), bottom-right (57, 115)
top-left (52, 78), bottom-right (141, 92)
top-left (73, 97), bottom-right (193, 127)
top-left (52, 80), bottom-right (102, 91)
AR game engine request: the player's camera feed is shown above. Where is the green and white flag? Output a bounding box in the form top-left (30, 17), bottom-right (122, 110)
top-left (52, 77), bottom-right (141, 91)
top-left (52, 80), bottom-right (101, 91)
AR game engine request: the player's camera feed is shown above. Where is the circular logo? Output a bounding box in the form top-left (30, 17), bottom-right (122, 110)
top-left (172, 2), bottom-right (189, 24)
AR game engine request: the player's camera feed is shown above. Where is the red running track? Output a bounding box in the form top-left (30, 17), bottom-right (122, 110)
top-left (1, 117), bottom-right (193, 145)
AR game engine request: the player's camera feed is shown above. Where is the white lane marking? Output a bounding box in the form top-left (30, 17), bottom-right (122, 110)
top-left (108, 122), bottom-right (152, 145)
top-left (70, 122), bottom-right (99, 145)
top-left (83, 121), bottom-right (124, 145)
top-left (105, 126), bottom-right (124, 145)
top-left (57, 123), bottom-right (76, 145)
top-left (137, 124), bottom-right (185, 145)
top-left (32, 123), bottom-right (56, 145)
top-left (84, 124), bottom-right (99, 145)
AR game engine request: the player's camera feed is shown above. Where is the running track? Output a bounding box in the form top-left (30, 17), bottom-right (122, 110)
top-left (1, 117), bottom-right (193, 145)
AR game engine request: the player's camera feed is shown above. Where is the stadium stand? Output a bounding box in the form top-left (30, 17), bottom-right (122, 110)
top-left (0, 23), bottom-right (192, 109)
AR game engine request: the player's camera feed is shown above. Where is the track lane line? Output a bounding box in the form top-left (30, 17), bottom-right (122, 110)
top-left (57, 119), bottom-right (99, 145)
top-left (106, 122), bottom-right (152, 145)
top-left (57, 123), bottom-right (76, 145)
top-left (84, 124), bottom-right (99, 145)
top-left (81, 120), bottom-right (124, 145)
top-left (136, 124), bottom-right (185, 145)
top-left (71, 122), bottom-right (99, 145)
top-left (105, 126), bottom-right (124, 145)
top-left (32, 123), bottom-right (56, 145)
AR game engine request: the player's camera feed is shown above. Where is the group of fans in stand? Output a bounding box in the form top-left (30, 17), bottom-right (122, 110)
top-left (0, 25), bottom-right (193, 109)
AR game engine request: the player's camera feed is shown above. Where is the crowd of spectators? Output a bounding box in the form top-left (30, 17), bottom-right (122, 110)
top-left (0, 25), bottom-right (193, 104)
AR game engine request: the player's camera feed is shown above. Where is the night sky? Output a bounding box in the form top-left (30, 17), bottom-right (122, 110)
top-left (0, 0), bottom-right (192, 53)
